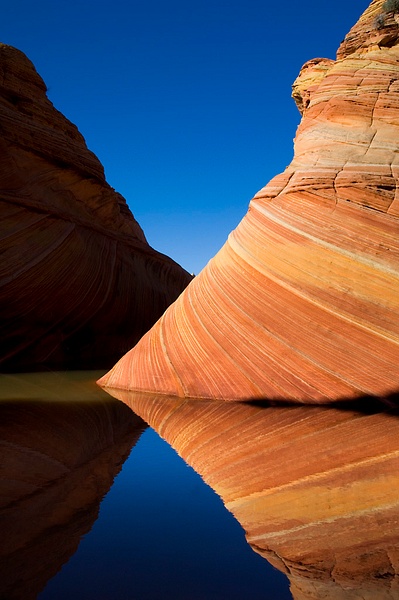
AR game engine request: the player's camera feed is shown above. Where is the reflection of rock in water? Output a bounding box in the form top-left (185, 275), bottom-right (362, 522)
top-left (0, 372), bottom-right (146, 600)
top-left (109, 387), bottom-right (399, 599)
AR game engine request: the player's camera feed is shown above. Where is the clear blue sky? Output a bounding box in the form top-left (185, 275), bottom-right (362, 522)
top-left (3, 0), bottom-right (368, 275)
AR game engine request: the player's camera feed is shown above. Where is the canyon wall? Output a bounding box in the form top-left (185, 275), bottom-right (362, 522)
top-left (100, 0), bottom-right (399, 403)
top-left (0, 44), bottom-right (192, 371)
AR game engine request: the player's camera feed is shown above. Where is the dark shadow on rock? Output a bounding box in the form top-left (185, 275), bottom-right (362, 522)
top-left (242, 390), bottom-right (399, 417)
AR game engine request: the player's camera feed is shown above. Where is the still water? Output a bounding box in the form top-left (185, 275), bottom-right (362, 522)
top-left (0, 371), bottom-right (290, 600)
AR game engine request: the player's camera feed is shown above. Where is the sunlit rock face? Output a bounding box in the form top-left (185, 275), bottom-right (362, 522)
top-left (0, 44), bottom-right (192, 371)
top-left (99, 0), bottom-right (399, 403)
top-left (0, 372), bottom-right (146, 600)
top-left (109, 386), bottom-right (399, 600)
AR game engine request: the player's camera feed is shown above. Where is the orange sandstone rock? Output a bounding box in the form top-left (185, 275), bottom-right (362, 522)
top-left (0, 44), bottom-right (192, 371)
top-left (99, 0), bottom-right (399, 402)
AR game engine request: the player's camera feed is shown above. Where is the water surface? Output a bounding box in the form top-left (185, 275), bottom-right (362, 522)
top-left (0, 371), bottom-right (290, 599)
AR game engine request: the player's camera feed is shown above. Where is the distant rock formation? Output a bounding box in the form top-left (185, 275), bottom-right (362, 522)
top-left (0, 372), bottom-right (146, 600)
top-left (0, 44), bottom-right (192, 371)
top-left (99, 0), bottom-right (399, 403)
top-left (111, 388), bottom-right (399, 600)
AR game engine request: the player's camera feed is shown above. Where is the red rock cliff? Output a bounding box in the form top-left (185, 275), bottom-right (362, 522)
top-left (0, 44), bottom-right (192, 371)
top-left (99, 0), bottom-right (399, 403)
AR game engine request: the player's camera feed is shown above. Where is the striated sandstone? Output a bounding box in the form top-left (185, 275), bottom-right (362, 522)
top-left (0, 372), bottom-right (146, 599)
top-left (108, 387), bottom-right (399, 600)
top-left (99, 0), bottom-right (399, 403)
top-left (0, 44), bottom-right (192, 371)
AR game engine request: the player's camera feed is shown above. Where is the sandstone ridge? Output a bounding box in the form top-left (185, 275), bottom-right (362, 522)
top-left (0, 44), bottom-right (192, 370)
top-left (99, 0), bottom-right (399, 403)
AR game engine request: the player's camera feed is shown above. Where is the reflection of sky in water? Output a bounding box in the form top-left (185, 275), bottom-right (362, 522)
top-left (38, 427), bottom-right (290, 599)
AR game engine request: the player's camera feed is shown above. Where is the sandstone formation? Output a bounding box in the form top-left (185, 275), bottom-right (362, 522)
top-left (0, 44), bottom-right (192, 371)
top-left (109, 387), bottom-right (399, 599)
top-left (99, 0), bottom-right (399, 403)
top-left (0, 371), bottom-right (146, 599)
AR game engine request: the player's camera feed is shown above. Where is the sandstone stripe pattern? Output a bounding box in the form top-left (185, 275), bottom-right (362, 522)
top-left (99, 0), bottom-right (399, 402)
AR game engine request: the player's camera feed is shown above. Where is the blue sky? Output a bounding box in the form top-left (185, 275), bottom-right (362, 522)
top-left (3, 0), bottom-right (368, 275)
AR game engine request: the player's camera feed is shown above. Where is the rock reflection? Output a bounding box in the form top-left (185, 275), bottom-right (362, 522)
top-left (108, 388), bottom-right (399, 599)
top-left (0, 372), bottom-right (147, 600)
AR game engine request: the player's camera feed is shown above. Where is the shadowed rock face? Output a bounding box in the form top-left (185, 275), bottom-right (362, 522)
top-left (108, 386), bottom-right (399, 600)
top-left (99, 0), bottom-right (399, 403)
top-left (0, 372), bottom-right (147, 600)
top-left (0, 43), bottom-right (192, 371)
